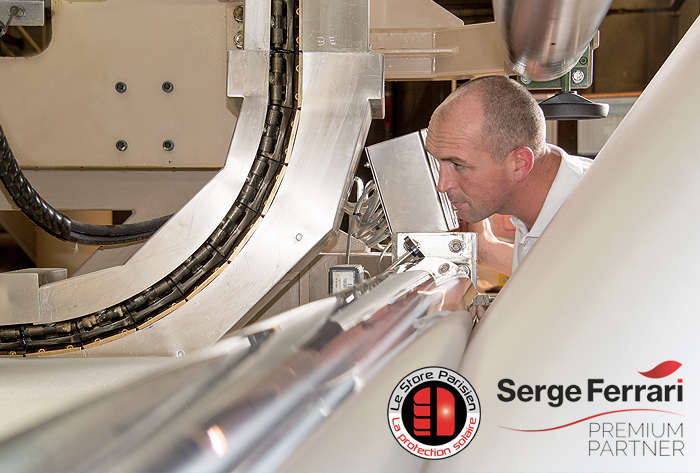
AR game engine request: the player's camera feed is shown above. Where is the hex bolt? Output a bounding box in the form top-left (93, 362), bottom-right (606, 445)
top-left (233, 5), bottom-right (244, 22)
top-left (235, 32), bottom-right (244, 49)
top-left (115, 82), bottom-right (127, 93)
top-left (449, 239), bottom-right (463, 253)
top-left (572, 69), bottom-right (585, 84)
top-left (115, 140), bottom-right (128, 151)
top-left (162, 81), bottom-right (174, 93)
top-left (438, 263), bottom-right (451, 275)
top-left (163, 140), bottom-right (174, 152)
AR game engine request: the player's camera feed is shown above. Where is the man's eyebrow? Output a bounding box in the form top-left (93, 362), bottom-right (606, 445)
top-left (437, 156), bottom-right (469, 166)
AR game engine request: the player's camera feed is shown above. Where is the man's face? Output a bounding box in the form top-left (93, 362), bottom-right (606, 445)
top-left (425, 98), bottom-right (513, 223)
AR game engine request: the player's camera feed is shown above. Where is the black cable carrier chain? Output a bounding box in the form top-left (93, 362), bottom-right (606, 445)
top-left (0, 0), bottom-right (300, 356)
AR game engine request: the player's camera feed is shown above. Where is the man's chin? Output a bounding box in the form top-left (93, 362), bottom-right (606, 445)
top-left (455, 207), bottom-right (487, 224)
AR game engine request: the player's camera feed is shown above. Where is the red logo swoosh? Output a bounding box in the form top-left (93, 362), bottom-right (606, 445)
top-left (501, 409), bottom-right (683, 432)
top-left (638, 361), bottom-right (681, 378)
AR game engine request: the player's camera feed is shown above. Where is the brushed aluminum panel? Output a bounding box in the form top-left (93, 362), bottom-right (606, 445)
top-left (302, 0), bottom-right (369, 52)
top-left (0, 272), bottom-right (39, 325)
top-left (367, 130), bottom-right (457, 233)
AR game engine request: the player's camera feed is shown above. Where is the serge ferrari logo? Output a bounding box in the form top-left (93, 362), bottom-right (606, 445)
top-left (498, 361), bottom-right (684, 432)
top-left (388, 367), bottom-right (480, 459)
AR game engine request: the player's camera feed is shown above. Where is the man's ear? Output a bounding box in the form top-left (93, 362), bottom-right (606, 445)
top-left (509, 147), bottom-right (535, 182)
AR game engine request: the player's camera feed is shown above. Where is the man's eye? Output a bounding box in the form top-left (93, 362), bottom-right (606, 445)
top-left (454, 163), bottom-right (465, 170)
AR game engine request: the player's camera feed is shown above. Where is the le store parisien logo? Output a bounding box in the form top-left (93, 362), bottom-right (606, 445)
top-left (388, 366), bottom-right (481, 459)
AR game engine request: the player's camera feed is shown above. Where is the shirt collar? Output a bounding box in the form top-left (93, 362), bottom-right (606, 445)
top-left (509, 146), bottom-right (588, 239)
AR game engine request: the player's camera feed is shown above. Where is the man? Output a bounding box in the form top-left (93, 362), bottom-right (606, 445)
top-left (425, 75), bottom-right (592, 277)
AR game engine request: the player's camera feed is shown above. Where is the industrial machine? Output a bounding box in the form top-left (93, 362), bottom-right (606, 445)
top-left (0, 0), bottom-right (698, 471)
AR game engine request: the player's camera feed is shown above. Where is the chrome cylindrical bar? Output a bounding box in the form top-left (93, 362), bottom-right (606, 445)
top-left (0, 270), bottom-right (470, 473)
top-left (493, 0), bottom-right (612, 81)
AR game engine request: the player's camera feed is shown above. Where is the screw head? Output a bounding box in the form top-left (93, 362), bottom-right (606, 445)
top-left (233, 5), bottom-right (244, 22)
top-left (176, 350), bottom-right (185, 358)
top-left (295, 233), bottom-right (303, 241)
top-left (438, 263), bottom-right (451, 275)
top-left (115, 82), bottom-right (127, 93)
top-left (235, 32), bottom-right (244, 49)
top-left (163, 140), bottom-right (174, 151)
top-left (572, 69), bottom-right (585, 84)
top-left (449, 239), bottom-right (463, 253)
top-left (579, 56), bottom-right (588, 65)
top-left (162, 81), bottom-right (174, 93)
top-left (116, 140), bottom-right (128, 151)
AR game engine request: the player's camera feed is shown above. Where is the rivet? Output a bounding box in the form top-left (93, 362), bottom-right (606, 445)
top-left (176, 350), bottom-right (185, 358)
top-left (235, 32), bottom-right (244, 49)
top-left (115, 82), bottom-right (127, 93)
top-left (162, 81), bottom-right (174, 93)
top-left (163, 140), bottom-right (174, 151)
top-left (449, 239), bottom-right (463, 253)
top-left (295, 233), bottom-right (303, 241)
top-left (116, 140), bottom-right (128, 152)
top-left (438, 263), bottom-right (451, 275)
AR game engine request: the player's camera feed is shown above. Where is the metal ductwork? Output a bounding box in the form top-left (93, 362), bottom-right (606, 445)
top-left (493, 0), bottom-right (613, 82)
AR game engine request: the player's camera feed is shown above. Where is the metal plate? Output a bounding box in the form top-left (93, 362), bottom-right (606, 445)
top-left (366, 130), bottom-right (458, 234)
top-left (302, 0), bottom-right (369, 52)
top-left (0, 1), bottom-right (44, 27)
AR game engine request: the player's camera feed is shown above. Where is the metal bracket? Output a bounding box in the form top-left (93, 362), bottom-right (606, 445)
top-left (393, 232), bottom-right (477, 288)
top-left (0, 1), bottom-right (45, 27)
top-left (404, 257), bottom-right (467, 286)
top-left (517, 31), bottom-right (600, 91)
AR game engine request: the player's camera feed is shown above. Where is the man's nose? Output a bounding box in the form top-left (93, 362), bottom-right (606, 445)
top-left (436, 164), bottom-right (454, 193)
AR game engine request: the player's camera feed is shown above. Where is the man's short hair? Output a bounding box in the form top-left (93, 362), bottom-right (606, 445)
top-left (453, 76), bottom-right (546, 161)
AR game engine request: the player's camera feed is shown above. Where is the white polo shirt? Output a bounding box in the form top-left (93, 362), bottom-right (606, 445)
top-left (510, 145), bottom-right (593, 272)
